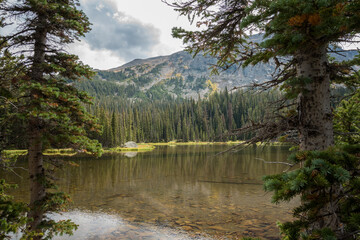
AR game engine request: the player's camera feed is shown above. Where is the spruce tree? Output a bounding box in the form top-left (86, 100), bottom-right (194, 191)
top-left (333, 90), bottom-right (360, 145)
top-left (0, 5), bottom-right (29, 238)
top-left (164, 0), bottom-right (360, 238)
top-left (0, 0), bottom-right (101, 238)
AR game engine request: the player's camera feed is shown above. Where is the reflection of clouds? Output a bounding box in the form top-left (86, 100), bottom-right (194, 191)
top-left (48, 211), bottom-right (197, 240)
top-left (124, 151), bottom-right (138, 158)
top-left (51, 211), bottom-right (123, 239)
top-left (80, 0), bottom-right (160, 62)
top-left (7, 146), bottom-right (295, 240)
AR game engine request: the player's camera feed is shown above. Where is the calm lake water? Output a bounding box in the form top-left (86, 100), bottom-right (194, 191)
top-left (3, 145), bottom-right (298, 239)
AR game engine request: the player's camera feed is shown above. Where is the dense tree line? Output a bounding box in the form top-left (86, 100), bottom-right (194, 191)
top-left (3, 83), bottom-right (349, 150)
top-left (86, 89), bottom-right (280, 147)
top-left (76, 79), bottom-right (350, 148)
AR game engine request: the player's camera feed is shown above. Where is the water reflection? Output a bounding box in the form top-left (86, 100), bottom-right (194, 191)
top-left (50, 211), bottom-right (208, 240)
top-left (3, 145), bottom-right (296, 239)
top-left (123, 152), bottom-right (138, 158)
top-left (12, 211), bottom-right (210, 240)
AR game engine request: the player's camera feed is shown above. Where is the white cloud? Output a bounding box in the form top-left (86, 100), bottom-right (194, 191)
top-left (68, 41), bottom-right (124, 70)
top-left (73, 0), bottom-right (198, 70)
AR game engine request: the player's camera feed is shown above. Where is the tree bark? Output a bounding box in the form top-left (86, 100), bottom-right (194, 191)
top-left (27, 125), bottom-right (45, 236)
top-left (296, 46), bottom-right (334, 151)
top-left (296, 46), bottom-right (342, 236)
top-left (27, 16), bottom-right (47, 238)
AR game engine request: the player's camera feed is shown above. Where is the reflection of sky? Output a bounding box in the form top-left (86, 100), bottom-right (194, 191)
top-left (48, 211), bottom-right (209, 240)
top-left (51, 211), bottom-right (123, 239)
top-left (11, 211), bottom-right (208, 240)
top-left (4, 146), bottom-right (296, 239)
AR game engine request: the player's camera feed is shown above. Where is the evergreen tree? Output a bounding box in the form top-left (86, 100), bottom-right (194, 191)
top-left (0, 6), bottom-right (29, 238)
top-left (165, 0), bottom-right (360, 238)
top-left (333, 91), bottom-right (360, 145)
top-left (111, 111), bottom-right (117, 146)
top-left (0, 0), bottom-right (101, 238)
top-left (76, 88), bottom-right (286, 144)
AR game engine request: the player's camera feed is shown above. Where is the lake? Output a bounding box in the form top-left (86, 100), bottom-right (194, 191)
top-left (3, 145), bottom-right (298, 239)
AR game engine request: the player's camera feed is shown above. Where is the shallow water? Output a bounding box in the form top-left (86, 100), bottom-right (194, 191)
top-left (3, 145), bottom-right (297, 239)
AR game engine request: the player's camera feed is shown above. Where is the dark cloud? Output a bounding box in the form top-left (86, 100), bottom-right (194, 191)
top-left (80, 0), bottom-right (160, 61)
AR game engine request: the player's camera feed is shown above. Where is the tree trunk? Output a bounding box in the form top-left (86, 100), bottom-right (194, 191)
top-left (296, 46), bottom-right (342, 236)
top-left (27, 16), bottom-right (47, 238)
top-left (296, 46), bottom-right (334, 151)
top-left (27, 125), bottom-right (45, 237)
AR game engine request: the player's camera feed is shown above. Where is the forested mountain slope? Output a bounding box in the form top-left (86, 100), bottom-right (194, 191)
top-left (70, 47), bottom-right (355, 146)
top-left (77, 51), bottom-right (275, 100)
top-left (75, 47), bottom-right (357, 101)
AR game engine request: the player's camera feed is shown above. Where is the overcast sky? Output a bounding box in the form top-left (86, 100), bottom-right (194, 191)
top-left (3, 0), bottom-right (357, 71)
top-left (69, 0), bottom-right (195, 70)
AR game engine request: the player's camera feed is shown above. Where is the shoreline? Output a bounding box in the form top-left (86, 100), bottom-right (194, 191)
top-left (2, 141), bottom-right (289, 157)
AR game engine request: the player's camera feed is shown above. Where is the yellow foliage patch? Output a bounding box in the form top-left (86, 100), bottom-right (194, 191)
top-left (206, 79), bottom-right (218, 95)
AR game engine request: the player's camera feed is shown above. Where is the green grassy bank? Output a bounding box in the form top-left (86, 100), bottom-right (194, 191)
top-left (2, 141), bottom-right (289, 158)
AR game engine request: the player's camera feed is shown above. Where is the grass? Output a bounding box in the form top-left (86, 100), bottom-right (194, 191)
top-left (43, 148), bottom-right (78, 156)
top-left (1, 149), bottom-right (27, 159)
top-left (2, 148), bottom-right (79, 157)
top-left (105, 144), bottom-right (155, 153)
top-left (2, 149), bottom-right (28, 155)
top-left (2, 141), bottom-right (289, 158)
top-left (2, 145), bottom-right (156, 158)
top-left (150, 141), bottom-right (246, 146)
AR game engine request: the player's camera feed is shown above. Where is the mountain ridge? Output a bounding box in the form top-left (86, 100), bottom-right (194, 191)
top-left (93, 50), bottom-right (277, 99)
top-left (79, 48), bottom-right (357, 101)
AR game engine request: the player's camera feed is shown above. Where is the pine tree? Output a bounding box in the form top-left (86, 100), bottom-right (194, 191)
top-left (165, 0), bottom-right (360, 238)
top-left (0, 7), bottom-right (29, 238)
top-left (1, 0), bottom-right (101, 238)
top-left (333, 90), bottom-right (360, 145)
top-left (111, 111), bottom-right (117, 146)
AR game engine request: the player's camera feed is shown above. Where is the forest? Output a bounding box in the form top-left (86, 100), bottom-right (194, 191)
top-left (80, 85), bottom-right (352, 148)
top-left (83, 88), bottom-right (280, 147)
top-left (1, 0), bottom-right (360, 239)
top-left (3, 86), bottom-right (282, 149)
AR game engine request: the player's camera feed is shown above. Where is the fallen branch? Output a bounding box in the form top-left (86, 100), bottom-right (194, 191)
top-left (197, 180), bottom-right (263, 185)
top-left (255, 157), bottom-right (294, 166)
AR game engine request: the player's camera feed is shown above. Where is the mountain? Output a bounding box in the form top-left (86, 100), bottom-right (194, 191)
top-left (76, 48), bottom-right (357, 101)
top-left (89, 51), bottom-right (276, 100)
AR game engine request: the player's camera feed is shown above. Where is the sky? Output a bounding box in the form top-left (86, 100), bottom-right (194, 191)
top-left (2, 0), bottom-right (358, 71)
top-left (69, 0), bottom-right (196, 70)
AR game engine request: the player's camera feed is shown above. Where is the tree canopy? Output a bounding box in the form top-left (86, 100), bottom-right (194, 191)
top-left (168, 0), bottom-right (360, 67)
top-left (166, 0), bottom-right (360, 150)
top-left (0, 0), bottom-right (101, 238)
top-left (165, 0), bottom-right (360, 238)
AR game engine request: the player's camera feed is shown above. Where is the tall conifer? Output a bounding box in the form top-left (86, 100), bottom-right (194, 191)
top-left (1, 0), bottom-right (101, 237)
top-left (165, 0), bottom-right (360, 237)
